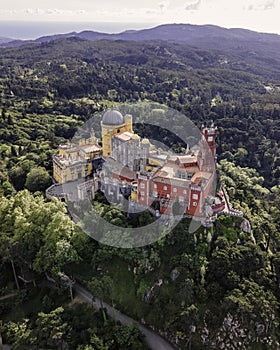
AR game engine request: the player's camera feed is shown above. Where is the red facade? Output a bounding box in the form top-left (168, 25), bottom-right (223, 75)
top-left (110, 123), bottom-right (219, 219)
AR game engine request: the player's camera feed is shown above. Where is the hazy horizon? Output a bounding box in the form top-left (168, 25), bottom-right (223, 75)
top-left (0, 20), bottom-right (159, 40)
top-left (1, 0), bottom-right (280, 37)
top-left (1, 20), bottom-right (280, 41)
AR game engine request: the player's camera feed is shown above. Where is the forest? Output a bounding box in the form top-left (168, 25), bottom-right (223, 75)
top-left (0, 37), bottom-right (279, 349)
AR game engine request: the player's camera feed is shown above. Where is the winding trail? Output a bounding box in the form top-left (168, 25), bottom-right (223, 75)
top-left (74, 283), bottom-right (176, 350)
top-left (0, 292), bottom-right (17, 301)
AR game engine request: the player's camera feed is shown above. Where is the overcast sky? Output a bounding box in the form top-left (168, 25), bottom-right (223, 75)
top-left (1, 0), bottom-right (280, 35)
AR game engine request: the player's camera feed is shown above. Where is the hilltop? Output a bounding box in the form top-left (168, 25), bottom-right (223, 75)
top-left (3, 23), bottom-right (280, 47)
top-left (1, 23), bottom-right (280, 81)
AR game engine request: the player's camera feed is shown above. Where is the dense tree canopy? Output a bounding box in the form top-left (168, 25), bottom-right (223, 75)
top-left (0, 37), bottom-right (279, 349)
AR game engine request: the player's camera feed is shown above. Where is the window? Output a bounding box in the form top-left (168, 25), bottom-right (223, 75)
top-left (163, 185), bottom-right (167, 190)
top-left (183, 190), bottom-right (187, 195)
top-left (187, 172), bottom-right (193, 180)
top-left (141, 191), bottom-right (145, 196)
top-left (208, 136), bottom-right (213, 142)
top-left (153, 191), bottom-right (158, 197)
top-left (173, 187), bottom-right (177, 193)
top-left (179, 196), bottom-right (184, 202)
top-left (192, 193), bottom-right (198, 200)
top-left (193, 202), bottom-right (197, 206)
top-left (154, 184), bottom-right (157, 189)
top-left (140, 183), bottom-right (145, 189)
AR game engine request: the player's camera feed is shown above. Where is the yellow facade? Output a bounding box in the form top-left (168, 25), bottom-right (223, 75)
top-left (53, 136), bottom-right (101, 184)
top-left (145, 158), bottom-right (162, 172)
top-left (52, 110), bottom-right (133, 184)
top-left (101, 115), bottom-right (133, 157)
top-left (124, 114), bottom-right (133, 133)
top-left (131, 190), bottom-right (138, 202)
top-left (131, 181), bottom-right (138, 201)
top-left (53, 158), bottom-right (93, 183)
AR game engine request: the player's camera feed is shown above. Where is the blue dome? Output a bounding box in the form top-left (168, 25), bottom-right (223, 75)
top-left (102, 109), bottom-right (124, 126)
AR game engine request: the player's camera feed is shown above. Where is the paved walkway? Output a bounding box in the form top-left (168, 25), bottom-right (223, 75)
top-left (74, 283), bottom-right (176, 350)
top-left (0, 292), bottom-right (17, 301)
top-left (221, 186), bottom-right (243, 217)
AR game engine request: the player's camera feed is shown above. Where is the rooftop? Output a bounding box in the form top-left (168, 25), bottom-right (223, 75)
top-left (152, 160), bottom-right (212, 188)
top-left (80, 144), bottom-right (102, 153)
top-left (53, 153), bottom-right (89, 167)
top-left (114, 131), bottom-right (135, 142)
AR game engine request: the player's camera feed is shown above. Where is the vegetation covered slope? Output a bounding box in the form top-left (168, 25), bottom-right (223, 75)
top-left (0, 36), bottom-right (279, 349)
top-left (3, 23), bottom-right (280, 80)
top-left (0, 37), bottom-right (279, 187)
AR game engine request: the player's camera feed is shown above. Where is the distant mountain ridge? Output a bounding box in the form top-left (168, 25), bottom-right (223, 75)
top-left (0, 36), bottom-right (13, 45)
top-left (2, 23), bottom-right (280, 50)
top-left (1, 23), bottom-right (280, 79)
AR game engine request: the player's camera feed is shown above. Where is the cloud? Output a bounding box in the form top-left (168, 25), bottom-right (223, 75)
top-left (146, 9), bottom-right (157, 14)
top-left (185, 0), bottom-right (201, 11)
top-left (0, 8), bottom-right (86, 17)
top-left (158, 0), bottom-right (170, 11)
top-left (263, 0), bottom-right (275, 9)
top-left (247, 0), bottom-right (275, 11)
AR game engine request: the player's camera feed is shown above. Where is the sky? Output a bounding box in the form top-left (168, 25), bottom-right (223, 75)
top-left (0, 0), bottom-right (280, 38)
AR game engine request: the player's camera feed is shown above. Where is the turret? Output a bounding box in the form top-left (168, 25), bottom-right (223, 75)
top-left (200, 122), bottom-right (218, 157)
top-left (124, 114), bottom-right (133, 133)
top-left (197, 122), bottom-right (218, 172)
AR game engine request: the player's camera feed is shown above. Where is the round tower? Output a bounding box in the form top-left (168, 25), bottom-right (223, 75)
top-left (101, 109), bottom-right (125, 156)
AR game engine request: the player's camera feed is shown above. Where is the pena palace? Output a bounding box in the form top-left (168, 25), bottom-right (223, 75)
top-left (47, 109), bottom-right (231, 223)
